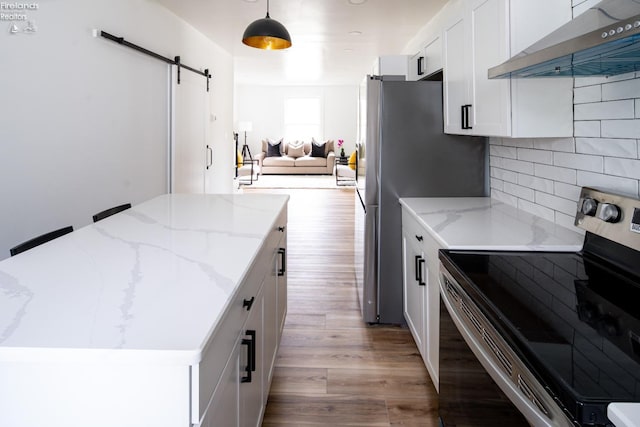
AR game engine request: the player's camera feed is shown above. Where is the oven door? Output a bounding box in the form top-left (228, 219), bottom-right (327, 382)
top-left (439, 265), bottom-right (574, 427)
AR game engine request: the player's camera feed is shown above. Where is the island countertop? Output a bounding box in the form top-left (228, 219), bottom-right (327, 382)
top-left (399, 197), bottom-right (583, 250)
top-left (0, 193), bottom-right (289, 364)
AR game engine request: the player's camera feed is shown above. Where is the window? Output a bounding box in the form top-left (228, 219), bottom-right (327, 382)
top-left (283, 97), bottom-right (321, 141)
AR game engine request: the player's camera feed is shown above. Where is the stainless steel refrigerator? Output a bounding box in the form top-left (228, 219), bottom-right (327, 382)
top-left (355, 76), bottom-right (488, 324)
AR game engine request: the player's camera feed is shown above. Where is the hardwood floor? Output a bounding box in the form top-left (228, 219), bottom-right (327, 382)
top-left (242, 187), bottom-right (439, 426)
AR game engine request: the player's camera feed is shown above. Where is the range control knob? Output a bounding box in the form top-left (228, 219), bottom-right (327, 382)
top-left (580, 198), bottom-right (598, 216)
top-left (597, 203), bottom-right (621, 223)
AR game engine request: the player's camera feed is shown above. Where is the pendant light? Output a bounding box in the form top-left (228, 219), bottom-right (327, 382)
top-left (242, 0), bottom-right (292, 50)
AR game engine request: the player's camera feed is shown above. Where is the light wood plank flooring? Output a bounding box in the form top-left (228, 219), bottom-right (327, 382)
top-left (242, 187), bottom-right (439, 426)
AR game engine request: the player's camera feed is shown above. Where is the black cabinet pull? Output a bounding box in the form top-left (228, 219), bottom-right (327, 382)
top-left (461, 105), bottom-right (466, 129)
top-left (243, 296), bottom-right (255, 311)
top-left (240, 337), bottom-right (252, 383)
top-left (246, 330), bottom-right (256, 372)
top-left (415, 255), bottom-right (422, 282)
top-left (418, 258), bottom-right (426, 286)
top-left (417, 56), bottom-right (425, 76)
top-left (277, 226), bottom-right (285, 232)
top-left (415, 235), bottom-right (423, 242)
top-left (461, 104), bottom-right (473, 130)
top-left (278, 247), bottom-right (286, 276)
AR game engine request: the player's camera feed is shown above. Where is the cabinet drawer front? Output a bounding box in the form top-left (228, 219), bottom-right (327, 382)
top-left (401, 209), bottom-right (428, 245)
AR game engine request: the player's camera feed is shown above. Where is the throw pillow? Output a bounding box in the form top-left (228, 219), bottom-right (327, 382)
top-left (288, 142), bottom-right (305, 158)
top-left (348, 151), bottom-right (357, 170)
top-left (311, 140), bottom-right (326, 158)
top-left (267, 140), bottom-right (283, 157)
top-left (237, 151), bottom-right (244, 167)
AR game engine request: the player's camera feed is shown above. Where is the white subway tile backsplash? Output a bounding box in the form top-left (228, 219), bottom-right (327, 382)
top-left (502, 158), bottom-right (535, 175)
top-left (602, 78), bottom-right (640, 101)
top-left (553, 152), bottom-right (603, 172)
top-left (492, 167), bottom-right (518, 183)
top-left (574, 85), bottom-right (601, 104)
top-left (532, 138), bottom-right (575, 153)
top-left (490, 178), bottom-right (503, 191)
top-left (575, 138), bottom-right (638, 158)
top-left (517, 199), bottom-right (555, 222)
top-left (574, 100), bottom-right (635, 120)
top-left (492, 190), bottom-right (519, 209)
top-left (574, 121), bottom-right (600, 137)
top-left (604, 157), bottom-right (640, 180)
top-left (504, 182), bottom-right (535, 201)
top-left (554, 182), bottom-right (582, 202)
top-left (490, 145), bottom-right (517, 159)
top-left (518, 173), bottom-right (554, 193)
top-left (499, 138), bottom-right (534, 149)
top-left (535, 191), bottom-right (577, 216)
top-left (602, 119), bottom-right (640, 139)
top-left (535, 164), bottom-right (577, 184)
top-left (518, 148), bottom-right (553, 164)
top-left (577, 171), bottom-right (639, 198)
top-left (491, 68), bottom-right (640, 231)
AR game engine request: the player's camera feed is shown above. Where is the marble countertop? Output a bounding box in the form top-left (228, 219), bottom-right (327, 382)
top-left (0, 193), bottom-right (288, 364)
top-left (399, 197), bottom-right (583, 250)
top-left (609, 402), bottom-right (640, 427)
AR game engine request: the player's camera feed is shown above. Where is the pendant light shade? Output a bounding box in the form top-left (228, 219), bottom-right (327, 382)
top-left (242, 0), bottom-right (292, 50)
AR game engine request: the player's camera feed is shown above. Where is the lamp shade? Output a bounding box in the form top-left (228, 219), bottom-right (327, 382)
top-left (242, 14), bottom-right (292, 50)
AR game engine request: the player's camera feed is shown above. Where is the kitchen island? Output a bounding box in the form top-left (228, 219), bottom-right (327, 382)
top-left (0, 193), bottom-right (289, 427)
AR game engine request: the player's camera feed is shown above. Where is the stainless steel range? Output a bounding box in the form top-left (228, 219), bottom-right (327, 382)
top-left (439, 187), bottom-right (640, 427)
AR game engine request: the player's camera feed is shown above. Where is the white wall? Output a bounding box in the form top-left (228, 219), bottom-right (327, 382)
top-left (0, 0), bottom-right (234, 260)
top-left (234, 85), bottom-right (359, 157)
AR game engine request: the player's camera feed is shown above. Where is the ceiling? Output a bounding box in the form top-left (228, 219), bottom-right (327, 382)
top-left (155, 0), bottom-right (448, 86)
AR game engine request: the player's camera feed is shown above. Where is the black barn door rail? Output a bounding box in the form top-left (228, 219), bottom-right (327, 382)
top-left (100, 31), bottom-right (212, 92)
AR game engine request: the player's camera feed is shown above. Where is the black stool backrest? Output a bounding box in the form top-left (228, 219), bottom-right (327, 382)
top-left (92, 203), bottom-right (132, 223)
top-left (9, 226), bottom-right (74, 257)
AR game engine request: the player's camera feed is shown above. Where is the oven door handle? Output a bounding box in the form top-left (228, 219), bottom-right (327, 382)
top-left (439, 267), bottom-right (571, 427)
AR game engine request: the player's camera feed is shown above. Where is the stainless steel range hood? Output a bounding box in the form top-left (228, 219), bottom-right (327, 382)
top-left (489, 0), bottom-right (640, 79)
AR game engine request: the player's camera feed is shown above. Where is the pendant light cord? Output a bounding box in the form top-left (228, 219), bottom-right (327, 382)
top-left (266, 0), bottom-right (270, 18)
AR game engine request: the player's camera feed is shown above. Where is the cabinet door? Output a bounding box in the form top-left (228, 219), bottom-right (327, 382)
top-left (402, 225), bottom-right (426, 356)
top-left (423, 35), bottom-right (442, 77)
top-left (469, 0), bottom-right (511, 136)
top-left (263, 253), bottom-right (279, 401)
top-left (239, 288), bottom-right (264, 427)
top-left (443, 4), bottom-right (469, 135)
top-left (202, 343), bottom-right (240, 427)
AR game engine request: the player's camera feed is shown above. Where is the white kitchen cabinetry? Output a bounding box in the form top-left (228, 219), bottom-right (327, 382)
top-left (408, 36), bottom-right (443, 81)
top-left (402, 209), bottom-right (427, 354)
top-left (443, 0), bottom-right (573, 137)
top-left (401, 208), bottom-right (442, 390)
top-left (408, 51), bottom-right (426, 81)
top-left (372, 55), bottom-right (408, 77)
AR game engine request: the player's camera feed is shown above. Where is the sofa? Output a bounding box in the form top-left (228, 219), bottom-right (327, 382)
top-left (255, 138), bottom-right (335, 175)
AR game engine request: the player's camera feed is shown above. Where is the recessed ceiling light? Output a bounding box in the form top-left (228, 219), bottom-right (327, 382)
top-left (348, 30), bottom-right (362, 36)
top-left (243, 0), bottom-right (258, 2)
top-left (348, 0), bottom-right (367, 4)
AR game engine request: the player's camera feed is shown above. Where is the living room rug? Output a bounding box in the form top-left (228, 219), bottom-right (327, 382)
top-left (239, 174), bottom-right (347, 189)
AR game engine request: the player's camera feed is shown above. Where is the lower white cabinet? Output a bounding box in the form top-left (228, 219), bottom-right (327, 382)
top-left (402, 211), bottom-right (426, 353)
top-left (401, 207), bottom-right (443, 391)
top-left (203, 212), bottom-right (287, 427)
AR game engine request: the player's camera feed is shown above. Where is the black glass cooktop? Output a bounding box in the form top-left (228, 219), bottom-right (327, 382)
top-left (440, 249), bottom-right (640, 424)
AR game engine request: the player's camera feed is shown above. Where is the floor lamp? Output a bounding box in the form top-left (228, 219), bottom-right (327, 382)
top-left (238, 121), bottom-right (253, 161)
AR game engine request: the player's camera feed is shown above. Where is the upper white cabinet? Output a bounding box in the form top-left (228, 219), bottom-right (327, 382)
top-left (407, 35), bottom-right (443, 81)
top-left (372, 55), bottom-right (409, 77)
top-left (443, 0), bottom-right (573, 137)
